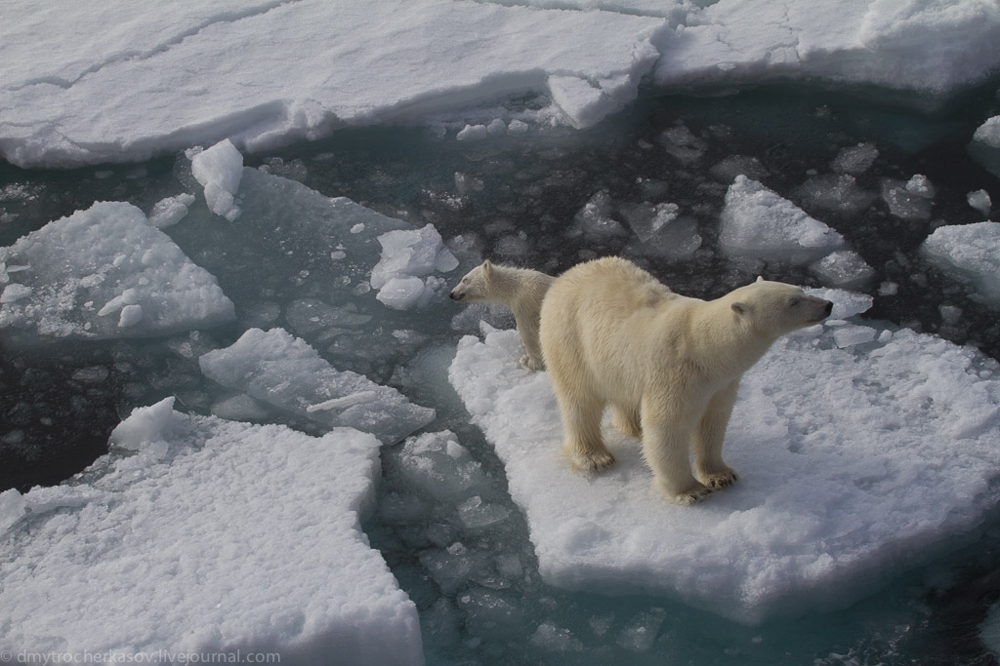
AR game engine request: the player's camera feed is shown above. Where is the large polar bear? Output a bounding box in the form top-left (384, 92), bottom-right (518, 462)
top-left (450, 260), bottom-right (555, 371)
top-left (539, 256), bottom-right (832, 505)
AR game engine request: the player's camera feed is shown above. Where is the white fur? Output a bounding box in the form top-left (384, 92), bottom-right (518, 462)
top-left (450, 260), bottom-right (555, 371)
top-left (539, 256), bottom-right (832, 505)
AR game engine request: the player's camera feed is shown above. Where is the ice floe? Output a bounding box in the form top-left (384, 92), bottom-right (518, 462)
top-left (0, 201), bottom-right (235, 344)
top-left (0, 397), bottom-right (422, 663)
top-left (449, 298), bottom-right (1000, 624)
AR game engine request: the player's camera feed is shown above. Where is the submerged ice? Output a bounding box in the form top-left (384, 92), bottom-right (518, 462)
top-left (0, 201), bottom-right (234, 344)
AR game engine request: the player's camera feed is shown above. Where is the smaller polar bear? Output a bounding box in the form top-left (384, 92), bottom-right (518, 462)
top-left (539, 256), bottom-right (832, 505)
top-left (450, 260), bottom-right (555, 371)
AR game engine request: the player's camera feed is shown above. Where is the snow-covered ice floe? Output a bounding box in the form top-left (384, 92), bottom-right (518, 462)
top-left (0, 398), bottom-right (422, 664)
top-left (199, 327), bottom-right (435, 443)
top-left (0, 201), bottom-right (234, 344)
top-left (448, 293), bottom-right (1000, 625)
top-left (3, 1), bottom-right (1000, 167)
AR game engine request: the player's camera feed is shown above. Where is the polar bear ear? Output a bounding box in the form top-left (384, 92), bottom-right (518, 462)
top-left (482, 259), bottom-right (493, 279)
top-left (731, 302), bottom-right (749, 318)
top-left (755, 276), bottom-right (765, 283)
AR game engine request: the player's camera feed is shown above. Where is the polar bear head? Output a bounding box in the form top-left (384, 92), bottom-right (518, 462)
top-left (728, 277), bottom-right (833, 338)
top-left (449, 260), bottom-right (494, 302)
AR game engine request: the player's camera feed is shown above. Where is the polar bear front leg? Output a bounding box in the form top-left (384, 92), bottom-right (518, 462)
top-left (692, 380), bottom-right (740, 490)
top-left (641, 396), bottom-right (711, 505)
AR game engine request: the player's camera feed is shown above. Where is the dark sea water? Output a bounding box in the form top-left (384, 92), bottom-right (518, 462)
top-left (2, 80), bottom-right (1000, 664)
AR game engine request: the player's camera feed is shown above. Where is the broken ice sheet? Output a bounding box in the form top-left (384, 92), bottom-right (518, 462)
top-left (0, 201), bottom-right (234, 344)
top-left (199, 327), bottom-right (435, 444)
top-left (0, 398), bottom-right (422, 662)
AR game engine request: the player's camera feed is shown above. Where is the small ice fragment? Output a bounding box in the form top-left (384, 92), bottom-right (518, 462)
top-left (968, 189), bottom-right (992, 216)
top-left (457, 124), bottom-right (488, 142)
top-left (831, 143), bottom-right (878, 174)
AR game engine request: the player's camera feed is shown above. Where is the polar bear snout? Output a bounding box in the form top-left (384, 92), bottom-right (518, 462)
top-left (449, 289), bottom-right (464, 301)
top-left (809, 298), bottom-right (834, 323)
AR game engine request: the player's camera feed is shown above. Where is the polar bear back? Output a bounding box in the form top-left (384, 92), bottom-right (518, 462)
top-left (540, 257), bottom-right (701, 397)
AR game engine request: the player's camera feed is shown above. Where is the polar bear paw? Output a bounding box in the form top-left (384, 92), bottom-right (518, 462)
top-left (565, 445), bottom-right (616, 472)
top-left (519, 353), bottom-right (545, 372)
top-left (659, 480), bottom-right (713, 506)
top-left (702, 470), bottom-right (738, 490)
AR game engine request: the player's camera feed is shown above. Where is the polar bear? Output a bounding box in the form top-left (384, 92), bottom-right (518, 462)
top-left (539, 256), bottom-right (832, 505)
top-left (450, 260), bottom-right (555, 371)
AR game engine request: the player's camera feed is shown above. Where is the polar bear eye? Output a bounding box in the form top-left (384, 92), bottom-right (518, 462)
top-left (789, 297), bottom-right (801, 306)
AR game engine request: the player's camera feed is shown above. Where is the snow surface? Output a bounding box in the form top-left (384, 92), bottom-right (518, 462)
top-left (199, 327), bottom-right (436, 444)
top-left (0, 398), bottom-right (422, 664)
top-left (0, 201), bottom-right (234, 344)
top-left (448, 302), bottom-right (1000, 624)
top-left (922, 221), bottom-right (1000, 307)
top-left (3, 0), bottom-right (1000, 167)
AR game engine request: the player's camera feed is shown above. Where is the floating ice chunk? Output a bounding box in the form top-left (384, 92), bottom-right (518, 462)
top-left (809, 250), bottom-right (876, 289)
top-left (530, 623), bottom-right (584, 653)
top-left (906, 174), bottom-right (936, 198)
top-left (574, 190), bottom-right (626, 237)
top-left (832, 324), bottom-right (878, 348)
top-left (457, 124), bottom-right (488, 142)
top-left (370, 224), bottom-right (459, 310)
top-left (0, 283), bottom-right (31, 303)
top-left (0, 398), bottom-right (422, 662)
top-left (796, 174), bottom-right (876, 215)
top-left (507, 119), bottom-right (529, 135)
top-left (881, 178), bottom-right (933, 220)
top-left (0, 201), bottom-right (234, 344)
top-left (661, 123), bottom-right (706, 165)
top-left (719, 176), bottom-right (845, 264)
top-left (0, 489), bottom-right (26, 536)
top-left (199, 327), bottom-right (435, 443)
top-left (190, 139), bottom-right (243, 221)
top-left (620, 202), bottom-right (680, 242)
top-left (921, 221), bottom-right (1000, 306)
top-left (148, 193), bottom-right (196, 229)
top-left (831, 143), bottom-right (879, 174)
top-left (617, 608), bottom-right (666, 652)
top-left (969, 116), bottom-right (1000, 179)
top-left (624, 216), bottom-right (702, 261)
top-left (968, 189), bottom-right (992, 217)
top-left (449, 324), bottom-right (1000, 624)
top-left (457, 495), bottom-right (512, 531)
top-left (392, 430), bottom-right (491, 501)
top-left (486, 119), bottom-right (507, 135)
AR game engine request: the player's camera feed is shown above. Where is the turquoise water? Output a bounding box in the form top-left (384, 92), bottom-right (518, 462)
top-left (2, 81), bottom-right (1000, 664)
